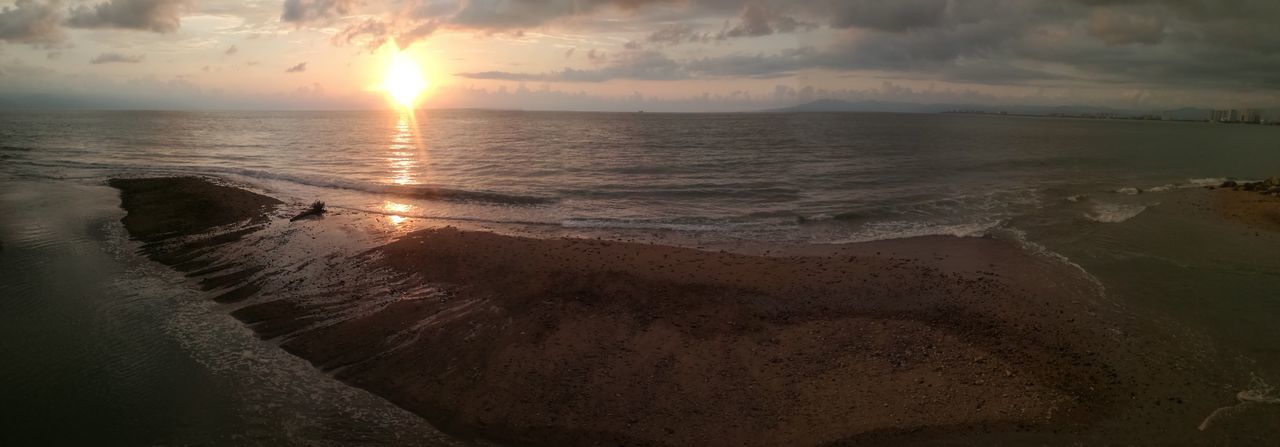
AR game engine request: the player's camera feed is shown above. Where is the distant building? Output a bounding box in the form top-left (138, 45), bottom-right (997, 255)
top-left (1242, 109), bottom-right (1263, 124)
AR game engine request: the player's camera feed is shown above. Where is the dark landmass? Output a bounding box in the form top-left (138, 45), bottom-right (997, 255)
top-left (110, 177), bottom-right (1264, 446)
top-left (766, 100), bottom-right (1279, 123)
top-left (109, 177), bottom-right (281, 241)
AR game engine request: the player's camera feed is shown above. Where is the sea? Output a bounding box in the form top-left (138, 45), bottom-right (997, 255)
top-left (2, 110), bottom-right (1280, 444)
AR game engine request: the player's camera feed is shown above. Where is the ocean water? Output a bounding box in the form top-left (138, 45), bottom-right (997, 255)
top-left (3, 110), bottom-right (1280, 443)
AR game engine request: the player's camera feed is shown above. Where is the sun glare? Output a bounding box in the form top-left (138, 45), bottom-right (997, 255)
top-left (383, 53), bottom-right (428, 109)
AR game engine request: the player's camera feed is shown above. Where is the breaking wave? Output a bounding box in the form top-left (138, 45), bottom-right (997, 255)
top-left (1085, 202), bottom-right (1149, 223)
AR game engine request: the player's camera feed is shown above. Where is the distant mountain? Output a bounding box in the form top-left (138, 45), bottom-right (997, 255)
top-left (762, 100), bottom-right (1246, 122)
top-left (764, 99), bottom-right (938, 114)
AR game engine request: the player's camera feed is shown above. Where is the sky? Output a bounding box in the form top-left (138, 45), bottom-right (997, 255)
top-left (1, 0), bottom-right (1279, 112)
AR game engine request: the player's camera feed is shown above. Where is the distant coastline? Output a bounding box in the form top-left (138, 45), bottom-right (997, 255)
top-left (764, 99), bottom-right (1280, 124)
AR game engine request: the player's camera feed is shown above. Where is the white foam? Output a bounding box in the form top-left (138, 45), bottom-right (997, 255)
top-left (1199, 374), bottom-right (1280, 432)
top-left (989, 226), bottom-right (1108, 296)
top-left (1188, 177), bottom-right (1227, 187)
top-left (801, 213), bottom-right (836, 222)
top-left (560, 218), bottom-right (723, 232)
top-left (1115, 187), bottom-right (1141, 195)
top-left (1085, 202), bottom-right (1149, 223)
top-left (831, 220), bottom-right (1002, 244)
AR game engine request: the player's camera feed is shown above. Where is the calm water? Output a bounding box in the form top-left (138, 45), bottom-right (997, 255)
top-left (3, 110), bottom-right (1280, 443)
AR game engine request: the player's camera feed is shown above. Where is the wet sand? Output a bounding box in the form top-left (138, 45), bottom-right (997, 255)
top-left (110, 177), bottom-right (1255, 446)
top-left (1215, 187), bottom-right (1280, 233)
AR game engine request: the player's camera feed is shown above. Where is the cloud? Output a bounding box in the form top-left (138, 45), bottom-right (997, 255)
top-left (647, 23), bottom-right (709, 46)
top-left (446, 0), bottom-right (672, 30)
top-left (1087, 8), bottom-right (1165, 45)
top-left (285, 62), bottom-right (307, 73)
top-left (281, 0), bottom-right (357, 24)
top-left (822, 0), bottom-right (950, 32)
top-left (66, 0), bottom-right (189, 33)
top-left (685, 47), bottom-right (820, 78)
top-left (717, 4), bottom-right (813, 40)
top-left (224, 44), bottom-right (238, 55)
top-left (90, 52), bottom-right (145, 64)
top-left (0, 0), bottom-right (65, 46)
top-left (457, 50), bottom-right (685, 82)
top-left (332, 17), bottom-right (441, 50)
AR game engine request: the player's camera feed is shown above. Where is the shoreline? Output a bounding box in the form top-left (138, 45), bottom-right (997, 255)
top-left (109, 176), bottom-right (1255, 446)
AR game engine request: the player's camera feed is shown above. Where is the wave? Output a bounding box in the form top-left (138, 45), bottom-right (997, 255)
top-left (830, 220), bottom-right (1003, 244)
top-left (3, 158), bottom-right (557, 206)
top-left (1085, 202), bottom-right (1149, 223)
top-left (1114, 178), bottom-right (1228, 196)
top-left (560, 218), bottom-right (728, 232)
top-left (1188, 177), bottom-right (1227, 187)
top-left (988, 226), bottom-right (1107, 296)
top-left (211, 167), bottom-right (558, 206)
top-left (797, 211), bottom-right (867, 223)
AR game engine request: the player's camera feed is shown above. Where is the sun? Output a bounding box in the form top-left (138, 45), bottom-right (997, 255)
top-left (383, 52), bottom-right (428, 109)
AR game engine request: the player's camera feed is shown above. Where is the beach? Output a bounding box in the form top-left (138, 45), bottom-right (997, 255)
top-left (106, 176), bottom-right (1274, 446)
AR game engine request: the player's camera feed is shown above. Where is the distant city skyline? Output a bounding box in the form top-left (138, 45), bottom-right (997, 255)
top-left (2, 1), bottom-right (1279, 111)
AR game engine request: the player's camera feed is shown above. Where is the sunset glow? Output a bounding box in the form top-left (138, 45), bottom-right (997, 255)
top-left (383, 53), bottom-right (427, 109)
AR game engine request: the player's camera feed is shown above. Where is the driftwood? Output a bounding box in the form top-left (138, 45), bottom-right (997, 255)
top-left (290, 201), bottom-right (327, 222)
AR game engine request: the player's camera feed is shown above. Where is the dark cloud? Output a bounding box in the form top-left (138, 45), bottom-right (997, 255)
top-left (66, 0), bottom-right (189, 32)
top-left (647, 23), bottom-right (709, 46)
top-left (387, 0), bottom-right (1280, 91)
top-left (90, 52), bottom-right (145, 64)
top-left (281, 0), bottom-right (357, 23)
top-left (822, 0), bottom-right (950, 32)
top-left (457, 50), bottom-right (685, 82)
top-left (1087, 9), bottom-right (1165, 46)
top-left (331, 17), bottom-right (440, 51)
top-left (714, 4), bottom-right (815, 41)
top-left (446, 0), bottom-right (673, 30)
top-left (686, 47), bottom-right (819, 78)
top-left (0, 0), bottom-right (65, 46)
top-left (285, 62), bottom-right (307, 73)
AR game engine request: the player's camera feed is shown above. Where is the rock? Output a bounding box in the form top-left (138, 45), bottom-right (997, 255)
top-left (1268, 177), bottom-right (1280, 187)
top-left (1221, 180), bottom-right (1238, 188)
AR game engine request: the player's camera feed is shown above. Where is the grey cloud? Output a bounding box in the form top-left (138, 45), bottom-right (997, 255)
top-left (1087, 8), bottom-right (1165, 45)
top-left (0, 0), bottom-right (65, 46)
top-left (686, 47), bottom-right (820, 78)
top-left (647, 23), bottom-right (710, 46)
top-left (447, 0), bottom-right (674, 30)
top-left (285, 62), bottom-right (307, 73)
top-left (457, 50), bottom-right (685, 82)
top-left (718, 4), bottom-right (813, 39)
top-left (332, 17), bottom-right (440, 51)
top-left (224, 44), bottom-right (238, 55)
top-left (823, 0), bottom-right (950, 32)
top-left (281, 0), bottom-right (357, 23)
top-left (90, 52), bottom-right (144, 63)
top-left (66, 0), bottom-right (189, 32)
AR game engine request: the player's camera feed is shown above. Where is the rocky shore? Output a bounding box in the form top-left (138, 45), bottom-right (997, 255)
top-left (1216, 178), bottom-right (1280, 233)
